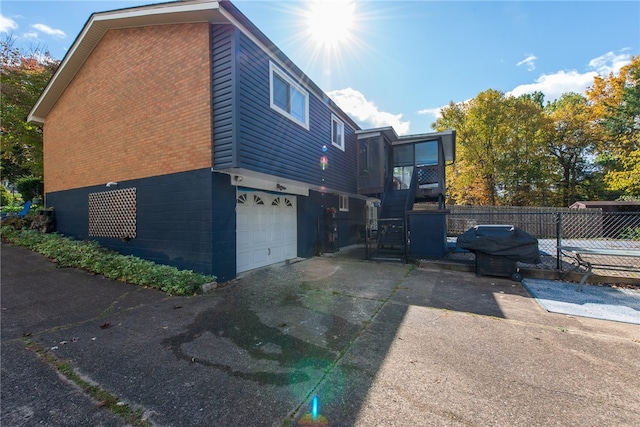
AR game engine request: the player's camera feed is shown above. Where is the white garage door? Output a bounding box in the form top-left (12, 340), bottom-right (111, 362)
top-left (236, 191), bottom-right (297, 273)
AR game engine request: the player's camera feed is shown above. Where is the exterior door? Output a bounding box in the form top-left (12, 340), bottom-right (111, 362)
top-left (236, 191), bottom-right (297, 273)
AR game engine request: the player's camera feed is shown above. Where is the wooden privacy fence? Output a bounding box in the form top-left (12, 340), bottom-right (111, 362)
top-left (444, 205), bottom-right (605, 238)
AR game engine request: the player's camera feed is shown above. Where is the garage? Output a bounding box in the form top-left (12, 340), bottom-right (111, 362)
top-left (236, 190), bottom-right (297, 273)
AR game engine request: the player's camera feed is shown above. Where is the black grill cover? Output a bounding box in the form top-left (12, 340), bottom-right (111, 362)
top-left (456, 225), bottom-right (541, 264)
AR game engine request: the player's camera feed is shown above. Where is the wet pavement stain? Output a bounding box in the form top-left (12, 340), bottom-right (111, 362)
top-left (281, 289), bottom-right (370, 351)
top-left (163, 299), bottom-right (340, 385)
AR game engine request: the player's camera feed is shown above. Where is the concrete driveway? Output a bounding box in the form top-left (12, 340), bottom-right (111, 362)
top-left (2, 243), bottom-right (639, 426)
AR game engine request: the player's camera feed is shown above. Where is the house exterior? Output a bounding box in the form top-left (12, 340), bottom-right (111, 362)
top-left (28, 0), bottom-right (455, 281)
top-left (569, 201), bottom-right (640, 212)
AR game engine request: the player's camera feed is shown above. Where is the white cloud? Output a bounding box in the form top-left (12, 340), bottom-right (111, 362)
top-left (508, 49), bottom-right (632, 102)
top-left (0, 14), bottom-right (18, 33)
top-left (588, 50), bottom-right (631, 76)
top-left (417, 107), bottom-right (445, 125)
top-left (417, 107), bottom-right (441, 117)
top-left (23, 31), bottom-right (39, 40)
top-left (417, 50), bottom-right (634, 120)
top-left (417, 100), bottom-right (471, 127)
top-left (31, 23), bottom-right (66, 39)
top-left (507, 70), bottom-right (598, 101)
top-left (516, 54), bottom-right (537, 71)
top-left (327, 87), bottom-right (411, 135)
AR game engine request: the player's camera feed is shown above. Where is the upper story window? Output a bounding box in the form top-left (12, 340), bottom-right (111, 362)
top-left (269, 61), bottom-right (309, 130)
top-left (331, 114), bottom-right (345, 151)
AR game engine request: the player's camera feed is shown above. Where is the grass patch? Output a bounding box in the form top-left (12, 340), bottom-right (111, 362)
top-left (23, 337), bottom-right (150, 426)
top-left (1, 227), bottom-right (216, 295)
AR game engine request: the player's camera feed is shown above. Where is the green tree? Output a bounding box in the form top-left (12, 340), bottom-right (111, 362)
top-left (587, 56), bottom-right (640, 196)
top-left (544, 93), bottom-right (599, 207)
top-left (15, 175), bottom-right (43, 202)
top-left (432, 100), bottom-right (484, 205)
top-left (499, 93), bottom-right (553, 206)
top-left (433, 90), bottom-right (552, 206)
top-left (432, 90), bottom-right (508, 205)
top-left (1, 37), bottom-right (59, 184)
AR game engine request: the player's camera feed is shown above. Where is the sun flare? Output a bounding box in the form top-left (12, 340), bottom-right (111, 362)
top-left (305, 0), bottom-right (356, 48)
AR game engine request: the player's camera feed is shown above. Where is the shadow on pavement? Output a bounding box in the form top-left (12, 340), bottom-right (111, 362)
top-left (3, 244), bottom-right (638, 427)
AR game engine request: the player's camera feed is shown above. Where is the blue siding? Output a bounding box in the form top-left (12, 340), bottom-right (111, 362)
top-left (46, 169), bottom-right (237, 282)
top-left (337, 198), bottom-right (367, 248)
top-left (210, 172), bottom-right (236, 282)
top-left (297, 191), bottom-right (366, 257)
top-left (297, 191), bottom-right (330, 258)
top-left (212, 24), bottom-right (236, 169)
top-left (218, 31), bottom-right (358, 193)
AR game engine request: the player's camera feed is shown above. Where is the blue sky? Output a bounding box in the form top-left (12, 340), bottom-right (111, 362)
top-left (2, 0), bottom-right (639, 135)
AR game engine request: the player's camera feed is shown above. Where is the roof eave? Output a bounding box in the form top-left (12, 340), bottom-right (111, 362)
top-left (28, 0), bottom-right (361, 133)
top-left (217, 0), bottom-right (360, 131)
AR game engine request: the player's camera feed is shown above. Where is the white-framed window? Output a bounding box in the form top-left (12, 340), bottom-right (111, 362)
top-left (339, 195), bottom-right (349, 212)
top-left (269, 61), bottom-right (309, 130)
top-left (331, 114), bottom-right (345, 151)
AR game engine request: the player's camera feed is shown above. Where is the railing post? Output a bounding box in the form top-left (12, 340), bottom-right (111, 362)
top-left (364, 204), bottom-right (370, 260)
top-left (404, 212), bottom-right (409, 264)
top-left (556, 212), bottom-right (562, 270)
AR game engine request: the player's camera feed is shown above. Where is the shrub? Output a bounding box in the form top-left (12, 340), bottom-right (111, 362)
top-left (1, 206), bottom-right (25, 216)
top-left (1, 185), bottom-right (13, 207)
top-left (619, 226), bottom-right (640, 241)
top-left (0, 228), bottom-right (216, 295)
top-left (1, 217), bottom-right (27, 230)
top-left (15, 175), bottom-right (43, 202)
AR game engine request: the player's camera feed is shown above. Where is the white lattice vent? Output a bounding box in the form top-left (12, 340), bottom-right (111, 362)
top-left (88, 188), bottom-right (137, 239)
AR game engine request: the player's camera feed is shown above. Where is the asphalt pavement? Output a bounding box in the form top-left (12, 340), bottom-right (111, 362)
top-left (2, 243), bottom-right (639, 426)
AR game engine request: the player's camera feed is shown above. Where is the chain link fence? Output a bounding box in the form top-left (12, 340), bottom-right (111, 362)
top-left (443, 208), bottom-right (640, 279)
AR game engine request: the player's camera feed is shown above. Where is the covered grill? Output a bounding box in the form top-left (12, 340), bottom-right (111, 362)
top-left (456, 225), bottom-right (540, 282)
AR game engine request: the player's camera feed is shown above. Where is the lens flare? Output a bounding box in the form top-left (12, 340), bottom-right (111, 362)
top-left (298, 395), bottom-right (329, 426)
top-left (305, 0), bottom-right (355, 48)
top-left (311, 395), bottom-right (319, 419)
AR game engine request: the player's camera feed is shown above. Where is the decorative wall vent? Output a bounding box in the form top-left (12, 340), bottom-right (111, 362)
top-left (88, 188), bottom-right (137, 239)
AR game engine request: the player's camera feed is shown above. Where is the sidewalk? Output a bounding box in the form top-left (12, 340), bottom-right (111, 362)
top-left (2, 243), bottom-right (639, 426)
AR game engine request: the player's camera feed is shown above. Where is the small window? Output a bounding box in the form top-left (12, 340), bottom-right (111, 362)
top-left (331, 114), bottom-right (345, 151)
top-left (270, 61), bottom-right (309, 129)
top-left (339, 195), bottom-right (349, 212)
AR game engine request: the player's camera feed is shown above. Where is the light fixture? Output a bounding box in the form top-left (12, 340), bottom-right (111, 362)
top-left (234, 175), bottom-right (243, 182)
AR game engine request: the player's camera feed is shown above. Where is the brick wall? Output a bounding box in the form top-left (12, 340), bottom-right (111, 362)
top-left (44, 23), bottom-right (212, 193)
